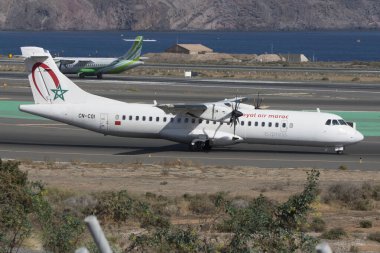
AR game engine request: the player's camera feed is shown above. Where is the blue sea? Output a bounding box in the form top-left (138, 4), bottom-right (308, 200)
top-left (1, 31), bottom-right (380, 61)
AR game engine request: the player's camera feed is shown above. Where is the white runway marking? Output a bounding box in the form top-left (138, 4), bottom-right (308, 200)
top-left (0, 149), bottom-right (379, 165)
top-left (79, 79), bottom-right (380, 95)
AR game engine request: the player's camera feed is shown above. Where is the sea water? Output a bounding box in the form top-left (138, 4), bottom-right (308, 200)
top-left (0, 30), bottom-right (380, 61)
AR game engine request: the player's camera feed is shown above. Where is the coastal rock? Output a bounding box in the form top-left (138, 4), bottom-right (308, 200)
top-left (1, 0), bottom-right (380, 31)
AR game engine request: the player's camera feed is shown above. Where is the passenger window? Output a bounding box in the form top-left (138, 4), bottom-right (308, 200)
top-left (170, 118), bottom-right (174, 123)
top-left (213, 121), bottom-right (217, 124)
top-left (129, 116), bottom-right (132, 120)
top-left (268, 122), bottom-right (272, 127)
top-left (135, 116), bottom-right (139, 121)
top-left (261, 122), bottom-right (265, 127)
top-left (192, 118), bottom-right (195, 123)
top-left (199, 119), bottom-right (203, 123)
top-left (248, 121), bottom-right (251, 126)
top-left (142, 116), bottom-right (146, 121)
top-left (177, 118), bottom-right (181, 123)
top-left (206, 120), bottom-right (209, 124)
top-left (282, 123), bottom-right (287, 128)
top-left (275, 122), bottom-right (279, 127)
top-left (325, 119), bottom-right (331, 125)
top-left (255, 122), bottom-right (258, 127)
top-left (156, 117), bottom-right (159, 122)
top-left (241, 121), bottom-right (244, 126)
top-left (332, 120), bottom-right (339, 125)
top-left (163, 117), bottom-right (167, 122)
top-left (122, 115), bottom-right (126, 120)
top-left (149, 116), bottom-right (152, 121)
top-left (185, 118), bottom-right (189, 123)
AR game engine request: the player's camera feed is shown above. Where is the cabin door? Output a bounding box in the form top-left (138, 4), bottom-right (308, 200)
top-left (100, 113), bottom-right (108, 131)
top-left (280, 120), bottom-right (288, 133)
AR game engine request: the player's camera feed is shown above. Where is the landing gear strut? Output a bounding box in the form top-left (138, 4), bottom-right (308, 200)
top-left (96, 73), bottom-right (103, 79)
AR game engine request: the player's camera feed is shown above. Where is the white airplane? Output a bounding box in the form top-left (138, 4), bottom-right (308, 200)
top-left (20, 47), bottom-right (364, 154)
top-left (54, 36), bottom-right (143, 79)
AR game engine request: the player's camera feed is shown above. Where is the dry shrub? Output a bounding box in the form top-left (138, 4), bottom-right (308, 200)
top-left (186, 194), bottom-right (217, 215)
top-left (321, 227), bottom-right (347, 240)
top-left (310, 217), bottom-right (326, 232)
top-left (368, 232), bottom-right (380, 243)
top-left (323, 182), bottom-right (377, 210)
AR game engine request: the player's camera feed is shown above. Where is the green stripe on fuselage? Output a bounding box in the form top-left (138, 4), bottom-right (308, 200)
top-left (79, 68), bottom-right (97, 73)
top-left (103, 59), bottom-right (140, 74)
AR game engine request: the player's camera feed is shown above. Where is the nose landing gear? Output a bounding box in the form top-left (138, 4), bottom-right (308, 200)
top-left (335, 146), bottom-right (344, 155)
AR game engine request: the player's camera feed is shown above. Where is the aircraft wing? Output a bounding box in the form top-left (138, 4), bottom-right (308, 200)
top-left (156, 103), bottom-right (207, 114)
top-left (55, 59), bottom-right (75, 65)
top-left (156, 97), bottom-right (247, 114)
top-left (218, 97), bottom-right (248, 104)
top-left (77, 60), bottom-right (94, 64)
top-left (54, 59), bottom-right (94, 65)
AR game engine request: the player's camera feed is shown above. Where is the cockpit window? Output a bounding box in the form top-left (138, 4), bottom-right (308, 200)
top-left (325, 119), bottom-right (331, 125)
top-left (338, 120), bottom-right (347, 125)
top-left (332, 120), bottom-right (339, 125)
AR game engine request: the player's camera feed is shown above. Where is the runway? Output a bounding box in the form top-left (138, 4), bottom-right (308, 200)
top-left (1, 73), bottom-right (380, 169)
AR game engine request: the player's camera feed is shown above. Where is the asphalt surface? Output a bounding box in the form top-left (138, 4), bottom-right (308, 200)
top-left (1, 73), bottom-right (380, 170)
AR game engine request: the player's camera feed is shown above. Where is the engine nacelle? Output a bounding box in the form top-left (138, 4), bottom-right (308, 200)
top-left (196, 104), bottom-right (231, 122)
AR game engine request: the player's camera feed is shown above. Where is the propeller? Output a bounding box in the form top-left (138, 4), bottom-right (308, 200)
top-left (253, 92), bottom-right (264, 109)
top-left (229, 96), bottom-right (244, 136)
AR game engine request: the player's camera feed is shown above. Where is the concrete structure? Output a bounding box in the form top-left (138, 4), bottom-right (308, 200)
top-left (165, 44), bottom-right (213, 54)
top-left (257, 54), bottom-right (285, 63)
top-left (280, 54), bottom-right (309, 63)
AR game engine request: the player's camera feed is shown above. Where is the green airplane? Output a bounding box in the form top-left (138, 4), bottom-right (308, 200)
top-left (54, 36), bottom-right (143, 79)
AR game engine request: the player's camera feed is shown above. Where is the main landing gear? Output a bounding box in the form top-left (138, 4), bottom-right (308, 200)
top-left (189, 140), bottom-right (212, 152)
top-left (96, 73), bottom-right (103, 79)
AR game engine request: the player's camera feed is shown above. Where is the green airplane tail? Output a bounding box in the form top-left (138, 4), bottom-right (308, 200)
top-left (120, 36), bottom-right (143, 61)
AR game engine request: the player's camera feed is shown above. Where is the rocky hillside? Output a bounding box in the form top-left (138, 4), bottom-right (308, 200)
top-left (1, 0), bottom-right (380, 30)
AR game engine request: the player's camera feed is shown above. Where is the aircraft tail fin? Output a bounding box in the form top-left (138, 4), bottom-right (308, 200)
top-left (120, 36), bottom-right (143, 61)
top-left (21, 47), bottom-right (90, 104)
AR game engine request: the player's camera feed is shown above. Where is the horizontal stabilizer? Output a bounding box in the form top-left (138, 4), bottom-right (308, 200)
top-left (21, 47), bottom-right (50, 57)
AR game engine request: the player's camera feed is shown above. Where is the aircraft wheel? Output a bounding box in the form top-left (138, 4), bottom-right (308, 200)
top-left (189, 141), bottom-right (205, 152)
top-left (97, 73), bottom-right (103, 79)
top-left (204, 140), bottom-right (212, 151)
top-left (78, 73), bottom-right (85, 79)
top-left (335, 146), bottom-right (344, 155)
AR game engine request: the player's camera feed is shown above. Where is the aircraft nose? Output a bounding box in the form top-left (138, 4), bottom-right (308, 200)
top-left (356, 131), bottom-right (364, 142)
top-left (351, 130), bottom-right (364, 143)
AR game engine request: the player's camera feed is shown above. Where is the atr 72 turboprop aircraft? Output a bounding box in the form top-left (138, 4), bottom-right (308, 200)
top-left (54, 36), bottom-right (143, 79)
top-left (20, 47), bottom-right (364, 154)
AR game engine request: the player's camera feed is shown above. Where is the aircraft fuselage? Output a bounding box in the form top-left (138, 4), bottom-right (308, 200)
top-left (20, 102), bottom-right (364, 150)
